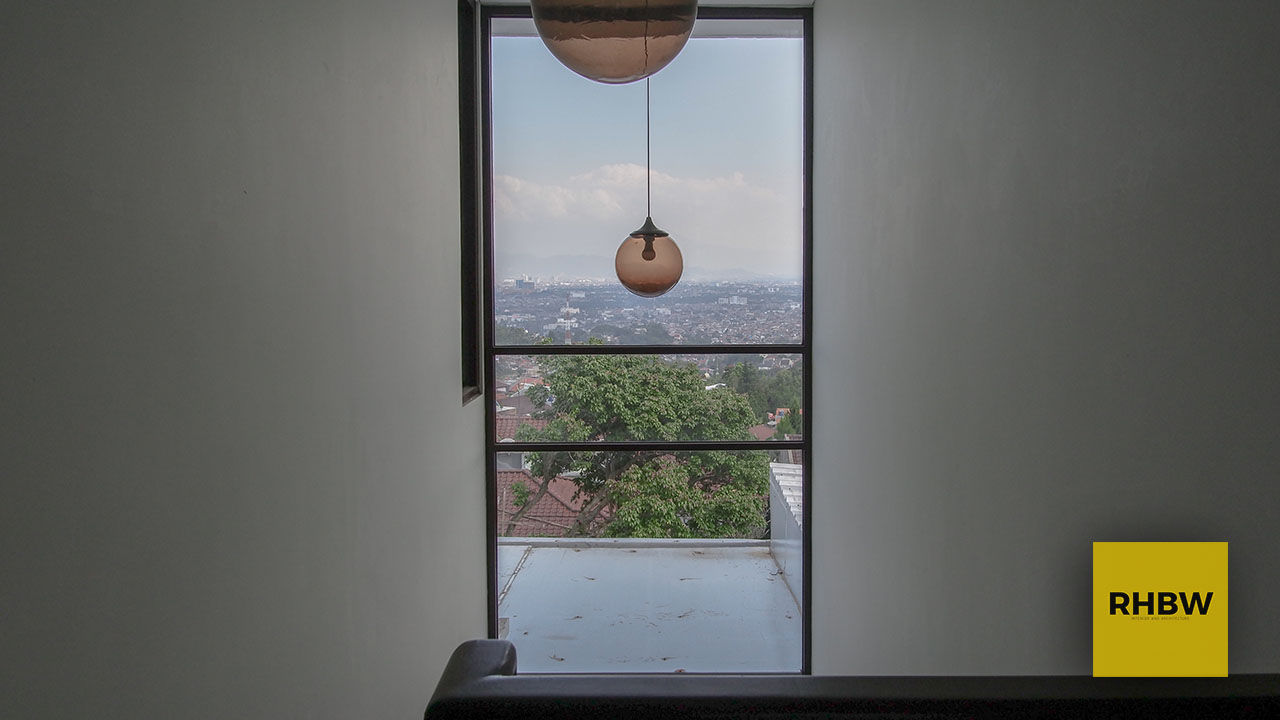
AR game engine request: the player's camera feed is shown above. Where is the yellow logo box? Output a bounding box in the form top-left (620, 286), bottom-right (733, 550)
top-left (1092, 541), bottom-right (1227, 677)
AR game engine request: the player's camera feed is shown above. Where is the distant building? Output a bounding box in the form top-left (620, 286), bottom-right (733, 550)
top-left (542, 317), bottom-right (578, 331)
top-left (496, 391), bottom-right (548, 419)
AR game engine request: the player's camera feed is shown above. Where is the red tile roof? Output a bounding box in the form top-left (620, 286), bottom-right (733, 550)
top-left (748, 424), bottom-right (776, 441)
top-left (496, 470), bottom-right (584, 537)
top-left (494, 416), bottom-right (549, 442)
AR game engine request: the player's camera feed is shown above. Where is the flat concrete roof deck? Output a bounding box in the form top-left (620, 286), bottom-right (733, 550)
top-left (498, 538), bottom-right (802, 673)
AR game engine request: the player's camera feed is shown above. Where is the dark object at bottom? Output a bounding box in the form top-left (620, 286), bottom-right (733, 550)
top-left (426, 639), bottom-right (1280, 719)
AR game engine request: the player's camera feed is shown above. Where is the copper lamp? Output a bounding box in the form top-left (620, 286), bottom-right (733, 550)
top-left (530, 0), bottom-right (698, 85)
top-left (615, 79), bottom-right (682, 298)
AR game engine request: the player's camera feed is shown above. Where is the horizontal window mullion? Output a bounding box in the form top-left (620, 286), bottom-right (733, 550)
top-left (490, 440), bottom-right (804, 453)
top-left (485, 6), bottom-right (812, 24)
top-left (485, 6), bottom-right (812, 21)
top-left (492, 343), bottom-right (805, 356)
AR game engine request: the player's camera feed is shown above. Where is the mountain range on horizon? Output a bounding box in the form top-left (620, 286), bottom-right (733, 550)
top-left (495, 252), bottom-right (801, 284)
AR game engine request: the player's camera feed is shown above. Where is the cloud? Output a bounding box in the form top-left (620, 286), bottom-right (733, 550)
top-left (493, 164), bottom-right (802, 279)
top-left (570, 164), bottom-right (774, 199)
top-left (494, 174), bottom-right (623, 221)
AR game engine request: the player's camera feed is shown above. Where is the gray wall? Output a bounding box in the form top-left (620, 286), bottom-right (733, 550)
top-left (1, 1), bottom-right (486, 717)
top-left (6, 0), bottom-right (1279, 710)
top-left (812, 0), bottom-right (1280, 674)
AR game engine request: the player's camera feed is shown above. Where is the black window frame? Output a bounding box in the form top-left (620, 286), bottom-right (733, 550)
top-left (459, 0), bottom-right (483, 404)
top-left (470, 3), bottom-right (814, 674)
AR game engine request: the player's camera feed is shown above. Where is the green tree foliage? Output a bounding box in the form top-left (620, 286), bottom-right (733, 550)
top-left (517, 352), bottom-right (769, 538)
top-left (723, 363), bottom-right (803, 425)
top-left (723, 363), bottom-right (766, 416)
top-left (606, 458), bottom-right (765, 538)
top-left (496, 325), bottom-right (540, 345)
top-left (511, 480), bottom-right (530, 508)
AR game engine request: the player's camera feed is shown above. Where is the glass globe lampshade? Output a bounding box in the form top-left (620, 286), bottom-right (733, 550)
top-left (530, 0), bottom-right (698, 84)
top-left (616, 217), bottom-right (683, 297)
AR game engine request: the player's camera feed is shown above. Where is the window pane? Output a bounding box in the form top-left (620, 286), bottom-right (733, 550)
top-left (487, 14), bottom-right (806, 675)
top-left (495, 451), bottom-right (803, 672)
top-left (491, 21), bottom-right (804, 345)
top-left (494, 353), bottom-right (803, 443)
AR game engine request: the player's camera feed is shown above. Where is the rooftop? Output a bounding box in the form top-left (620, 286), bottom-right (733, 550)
top-left (496, 470), bottom-right (582, 537)
top-left (497, 538), bottom-right (802, 673)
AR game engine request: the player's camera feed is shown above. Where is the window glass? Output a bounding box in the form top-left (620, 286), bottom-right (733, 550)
top-left (491, 19), bottom-right (804, 345)
top-left (487, 12), bottom-right (806, 673)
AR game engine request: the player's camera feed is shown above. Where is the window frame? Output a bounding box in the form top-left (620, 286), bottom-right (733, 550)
top-left (472, 3), bottom-right (814, 673)
top-left (459, 0), bottom-right (483, 404)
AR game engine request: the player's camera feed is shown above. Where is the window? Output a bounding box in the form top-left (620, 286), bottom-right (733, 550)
top-left (459, 0), bottom-right (483, 403)
top-left (475, 4), bottom-right (811, 673)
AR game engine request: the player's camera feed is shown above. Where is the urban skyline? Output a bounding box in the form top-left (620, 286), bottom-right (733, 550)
top-left (494, 278), bottom-right (802, 347)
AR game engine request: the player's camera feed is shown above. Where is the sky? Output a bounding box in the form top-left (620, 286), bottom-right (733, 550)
top-left (491, 23), bottom-right (804, 282)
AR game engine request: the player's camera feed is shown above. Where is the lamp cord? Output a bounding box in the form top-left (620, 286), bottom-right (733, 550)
top-left (644, 0), bottom-right (651, 217)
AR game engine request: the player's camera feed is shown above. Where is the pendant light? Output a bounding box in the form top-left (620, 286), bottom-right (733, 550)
top-left (616, 79), bottom-right (682, 298)
top-left (530, 0), bottom-right (698, 85)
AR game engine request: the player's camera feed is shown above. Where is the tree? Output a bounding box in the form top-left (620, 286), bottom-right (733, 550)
top-left (721, 361), bottom-right (805, 460)
top-left (495, 324), bottom-right (540, 345)
top-left (762, 367), bottom-right (803, 423)
top-left (723, 362), bottom-right (766, 416)
top-left (723, 363), bottom-right (802, 424)
top-left (516, 352), bottom-right (769, 538)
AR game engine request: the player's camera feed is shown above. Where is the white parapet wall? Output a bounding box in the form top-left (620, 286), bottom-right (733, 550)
top-left (769, 462), bottom-right (804, 607)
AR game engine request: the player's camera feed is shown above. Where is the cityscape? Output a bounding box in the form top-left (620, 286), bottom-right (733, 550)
top-left (490, 277), bottom-right (804, 541)
top-left (494, 278), bottom-right (803, 347)
top-left (493, 278), bottom-right (804, 405)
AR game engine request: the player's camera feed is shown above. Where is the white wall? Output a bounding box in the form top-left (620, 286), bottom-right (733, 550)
top-left (812, 0), bottom-right (1280, 674)
top-left (0, 1), bottom-right (485, 717)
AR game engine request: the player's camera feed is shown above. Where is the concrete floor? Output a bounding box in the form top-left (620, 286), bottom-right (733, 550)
top-left (497, 538), bottom-right (802, 673)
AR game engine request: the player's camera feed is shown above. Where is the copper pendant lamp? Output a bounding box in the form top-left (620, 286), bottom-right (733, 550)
top-left (530, 0), bottom-right (698, 84)
top-left (616, 79), bottom-right (682, 298)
